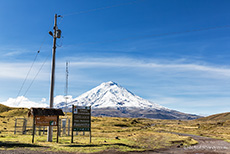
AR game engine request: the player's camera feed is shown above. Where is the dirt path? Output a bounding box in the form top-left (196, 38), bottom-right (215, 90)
top-left (145, 133), bottom-right (230, 154)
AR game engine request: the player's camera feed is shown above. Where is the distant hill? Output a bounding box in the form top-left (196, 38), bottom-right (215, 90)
top-left (0, 104), bottom-right (12, 113)
top-left (0, 104), bottom-right (28, 117)
top-left (196, 112), bottom-right (230, 121)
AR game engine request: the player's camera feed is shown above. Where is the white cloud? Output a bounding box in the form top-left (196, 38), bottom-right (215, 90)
top-left (40, 98), bottom-right (47, 103)
top-left (0, 95), bottom-right (75, 109)
top-left (0, 96), bottom-right (48, 108)
top-left (54, 95), bottom-right (73, 105)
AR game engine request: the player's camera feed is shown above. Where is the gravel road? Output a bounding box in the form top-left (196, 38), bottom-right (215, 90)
top-left (151, 133), bottom-right (230, 154)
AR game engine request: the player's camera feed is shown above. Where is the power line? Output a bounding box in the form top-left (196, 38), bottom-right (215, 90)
top-left (18, 53), bottom-right (51, 103)
top-left (14, 35), bottom-right (48, 104)
top-left (62, 0), bottom-right (143, 17)
top-left (38, 35), bottom-right (48, 52)
top-left (75, 25), bottom-right (230, 45)
top-left (14, 51), bottom-right (39, 101)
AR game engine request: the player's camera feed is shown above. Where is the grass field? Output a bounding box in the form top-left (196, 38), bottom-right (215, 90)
top-left (1, 105), bottom-right (230, 153)
top-left (151, 119), bottom-right (230, 142)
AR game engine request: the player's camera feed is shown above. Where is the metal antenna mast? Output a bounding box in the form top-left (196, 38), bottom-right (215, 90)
top-left (65, 61), bottom-right (69, 116)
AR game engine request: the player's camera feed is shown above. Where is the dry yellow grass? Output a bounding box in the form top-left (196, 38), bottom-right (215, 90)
top-left (0, 107), bottom-right (197, 153)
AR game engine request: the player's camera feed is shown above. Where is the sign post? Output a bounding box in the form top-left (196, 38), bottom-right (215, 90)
top-left (71, 105), bottom-right (74, 143)
top-left (71, 105), bottom-right (91, 143)
top-left (57, 116), bottom-right (59, 143)
top-left (32, 115), bottom-right (35, 143)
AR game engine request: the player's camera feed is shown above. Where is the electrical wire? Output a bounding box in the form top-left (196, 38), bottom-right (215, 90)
top-left (62, 0), bottom-right (143, 17)
top-left (18, 52), bottom-right (51, 103)
top-left (75, 25), bottom-right (230, 45)
top-left (14, 35), bottom-right (48, 104)
top-left (14, 51), bottom-right (39, 102)
top-left (57, 36), bottom-right (64, 47)
top-left (38, 35), bottom-right (48, 52)
top-left (58, 16), bottom-right (64, 25)
top-left (23, 53), bottom-right (51, 97)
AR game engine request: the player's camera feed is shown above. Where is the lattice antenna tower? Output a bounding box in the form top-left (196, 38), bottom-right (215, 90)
top-left (65, 61), bottom-right (69, 116)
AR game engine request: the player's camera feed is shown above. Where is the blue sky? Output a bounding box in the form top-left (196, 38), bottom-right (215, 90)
top-left (0, 0), bottom-right (230, 116)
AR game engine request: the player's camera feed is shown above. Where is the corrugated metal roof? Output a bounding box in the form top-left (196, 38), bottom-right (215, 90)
top-left (28, 108), bottom-right (64, 116)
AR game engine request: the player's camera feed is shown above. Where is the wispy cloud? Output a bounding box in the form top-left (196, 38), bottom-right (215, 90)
top-left (0, 46), bottom-right (32, 58)
top-left (152, 96), bottom-right (230, 116)
top-left (0, 62), bottom-right (50, 80)
top-left (67, 57), bottom-right (230, 78)
top-left (1, 57), bottom-right (229, 81)
top-left (3, 51), bottom-right (21, 57)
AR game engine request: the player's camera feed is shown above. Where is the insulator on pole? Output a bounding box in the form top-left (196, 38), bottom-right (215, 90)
top-left (56, 29), bottom-right (62, 38)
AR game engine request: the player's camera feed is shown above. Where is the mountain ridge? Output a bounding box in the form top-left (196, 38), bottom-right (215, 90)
top-left (195, 112), bottom-right (230, 121)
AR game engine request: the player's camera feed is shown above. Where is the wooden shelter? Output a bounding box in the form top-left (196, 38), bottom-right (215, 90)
top-left (29, 108), bottom-right (64, 143)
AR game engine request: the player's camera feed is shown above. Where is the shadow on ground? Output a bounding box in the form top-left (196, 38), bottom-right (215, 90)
top-left (0, 141), bottom-right (46, 148)
top-left (66, 143), bottom-right (140, 149)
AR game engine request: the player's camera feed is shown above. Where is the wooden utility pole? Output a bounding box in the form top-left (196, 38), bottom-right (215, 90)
top-left (47, 14), bottom-right (57, 142)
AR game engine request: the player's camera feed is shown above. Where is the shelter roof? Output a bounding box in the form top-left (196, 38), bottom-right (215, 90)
top-left (28, 108), bottom-right (64, 117)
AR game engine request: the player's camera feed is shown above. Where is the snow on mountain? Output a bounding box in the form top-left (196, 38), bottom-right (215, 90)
top-left (55, 81), bottom-right (168, 110)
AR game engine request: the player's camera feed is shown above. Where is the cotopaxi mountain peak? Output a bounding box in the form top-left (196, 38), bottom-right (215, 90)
top-left (55, 81), bottom-right (201, 120)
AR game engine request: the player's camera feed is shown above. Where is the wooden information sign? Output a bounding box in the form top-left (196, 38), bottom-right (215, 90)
top-left (71, 105), bottom-right (91, 143)
top-left (35, 116), bottom-right (58, 126)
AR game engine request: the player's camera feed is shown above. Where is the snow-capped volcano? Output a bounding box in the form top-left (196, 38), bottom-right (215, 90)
top-left (55, 81), bottom-right (200, 120)
top-left (56, 81), bottom-right (167, 110)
